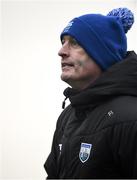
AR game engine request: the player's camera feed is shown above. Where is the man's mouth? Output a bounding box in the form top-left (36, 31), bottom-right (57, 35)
top-left (62, 62), bottom-right (74, 68)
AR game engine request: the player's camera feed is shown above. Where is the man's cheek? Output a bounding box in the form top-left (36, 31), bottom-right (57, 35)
top-left (77, 60), bottom-right (85, 67)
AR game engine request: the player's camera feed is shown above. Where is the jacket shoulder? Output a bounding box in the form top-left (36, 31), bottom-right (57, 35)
top-left (104, 96), bottom-right (137, 125)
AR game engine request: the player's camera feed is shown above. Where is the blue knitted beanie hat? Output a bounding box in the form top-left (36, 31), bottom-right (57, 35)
top-left (60, 8), bottom-right (134, 71)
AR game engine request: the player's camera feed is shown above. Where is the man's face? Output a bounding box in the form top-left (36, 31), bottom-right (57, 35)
top-left (58, 35), bottom-right (102, 90)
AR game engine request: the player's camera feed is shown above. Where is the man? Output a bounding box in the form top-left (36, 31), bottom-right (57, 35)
top-left (44, 7), bottom-right (137, 178)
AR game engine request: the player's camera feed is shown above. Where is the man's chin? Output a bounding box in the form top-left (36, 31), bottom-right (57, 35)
top-left (61, 74), bottom-right (72, 83)
top-left (61, 75), bottom-right (68, 82)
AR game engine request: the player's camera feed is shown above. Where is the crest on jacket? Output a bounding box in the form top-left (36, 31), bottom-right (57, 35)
top-left (79, 143), bottom-right (92, 163)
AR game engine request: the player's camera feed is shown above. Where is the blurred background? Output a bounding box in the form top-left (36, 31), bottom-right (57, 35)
top-left (0, 0), bottom-right (137, 179)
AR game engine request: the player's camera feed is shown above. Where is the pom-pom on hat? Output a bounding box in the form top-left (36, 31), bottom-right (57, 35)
top-left (60, 8), bottom-right (134, 70)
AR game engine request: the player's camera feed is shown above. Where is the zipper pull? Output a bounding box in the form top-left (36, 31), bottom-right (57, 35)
top-left (62, 97), bottom-right (67, 109)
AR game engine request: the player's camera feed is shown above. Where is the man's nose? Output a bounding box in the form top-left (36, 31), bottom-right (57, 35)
top-left (58, 43), bottom-right (70, 57)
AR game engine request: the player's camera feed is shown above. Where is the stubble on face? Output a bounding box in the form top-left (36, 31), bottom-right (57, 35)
top-left (61, 58), bottom-right (95, 85)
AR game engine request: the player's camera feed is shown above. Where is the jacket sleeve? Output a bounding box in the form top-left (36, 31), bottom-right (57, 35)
top-left (108, 120), bottom-right (137, 178)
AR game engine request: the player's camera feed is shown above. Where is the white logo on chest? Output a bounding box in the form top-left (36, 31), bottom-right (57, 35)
top-left (79, 143), bottom-right (92, 163)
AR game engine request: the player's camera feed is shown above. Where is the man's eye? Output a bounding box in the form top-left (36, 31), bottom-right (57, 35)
top-left (70, 38), bottom-right (79, 46)
top-left (61, 37), bottom-right (79, 47)
top-left (61, 39), bottom-right (65, 45)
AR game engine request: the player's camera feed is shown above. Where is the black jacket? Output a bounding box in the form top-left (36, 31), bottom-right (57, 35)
top-left (44, 51), bottom-right (137, 179)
